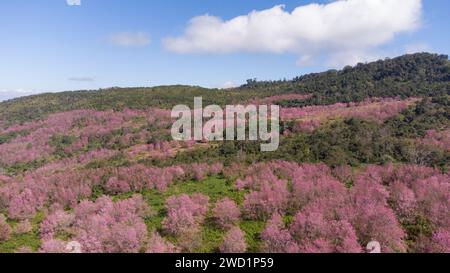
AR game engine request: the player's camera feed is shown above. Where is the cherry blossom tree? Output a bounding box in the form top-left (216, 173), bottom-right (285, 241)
top-left (213, 198), bottom-right (240, 229)
top-left (349, 175), bottom-right (406, 253)
top-left (220, 227), bottom-right (247, 253)
top-left (0, 214), bottom-right (12, 242)
top-left (290, 212), bottom-right (362, 253)
top-left (163, 194), bottom-right (209, 236)
top-left (243, 178), bottom-right (289, 220)
top-left (8, 188), bottom-right (39, 220)
top-left (146, 232), bottom-right (180, 253)
top-left (261, 213), bottom-right (299, 253)
top-left (39, 239), bottom-right (68, 253)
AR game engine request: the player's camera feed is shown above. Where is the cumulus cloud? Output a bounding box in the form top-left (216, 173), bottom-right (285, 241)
top-left (68, 77), bottom-right (95, 82)
top-left (164, 0), bottom-right (422, 66)
top-left (220, 81), bottom-right (238, 89)
top-left (66, 0), bottom-right (81, 6)
top-left (108, 32), bottom-right (151, 47)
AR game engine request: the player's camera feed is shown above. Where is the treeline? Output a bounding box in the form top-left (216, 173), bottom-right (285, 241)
top-left (0, 86), bottom-right (283, 127)
top-left (1, 53), bottom-right (449, 126)
top-left (245, 53), bottom-right (450, 106)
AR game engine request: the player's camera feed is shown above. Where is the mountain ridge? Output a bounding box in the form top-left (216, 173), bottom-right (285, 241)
top-left (0, 53), bottom-right (448, 126)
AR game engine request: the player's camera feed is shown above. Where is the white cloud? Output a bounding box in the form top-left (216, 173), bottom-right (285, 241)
top-left (108, 32), bottom-right (151, 47)
top-left (296, 55), bottom-right (314, 66)
top-left (164, 0), bottom-right (422, 66)
top-left (0, 89), bottom-right (40, 102)
top-left (66, 0), bottom-right (81, 6)
top-left (220, 81), bottom-right (238, 89)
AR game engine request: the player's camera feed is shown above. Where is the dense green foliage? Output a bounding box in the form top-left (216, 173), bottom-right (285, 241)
top-left (147, 96), bottom-right (448, 171)
top-left (264, 53), bottom-right (450, 106)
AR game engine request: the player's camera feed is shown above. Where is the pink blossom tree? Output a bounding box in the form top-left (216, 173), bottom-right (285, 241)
top-left (0, 214), bottom-right (12, 242)
top-left (349, 175), bottom-right (406, 253)
top-left (243, 179), bottom-right (289, 220)
top-left (146, 232), bottom-right (180, 253)
top-left (261, 213), bottom-right (299, 253)
top-left (220, 226), bottom-right (247, 253)
top-left (8, 188), bottom-right (39, 220)
top-left (162, 194), bottom-right (209, 236)
top-left (46, 195), bottom-right (151, 253)
top-left (428, 229), bottom-right (450, 253)
top-left (39, 239), bottom-right (68, 253)
top-left (213, 198), bottom-right (241, 229)
top-left (290, 212), bottom-right (362, 253)
top-left (40, 210), bottom-right (74, 240)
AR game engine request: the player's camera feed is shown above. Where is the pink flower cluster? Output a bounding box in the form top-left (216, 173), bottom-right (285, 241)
top-left (419, 129), bottom-right (450, 151)
top-left (0, 161), bottom-right (225, 225)
top-left (281, 97), bottom-right (419, 131)
top-left (0, 108), bottom-right (171, 165)
top-left (105, 164), bottom-right (185, 193)
top-left (40, 195), bottom-right (150, 253)
top-left (213, 198), bottom-right (241, 229)
top-left (127, 140), bottom-right (196, 160)
top-left (220, 227), bottom-right (247, 253)
top-left (238, 161), bottom-right (449, 253)
top-left (1, 158), bottom-right (447, 253)
top-left (162, 194), bottom-right (209, 237)
top-left (0, 214), bottom-right (12, 242)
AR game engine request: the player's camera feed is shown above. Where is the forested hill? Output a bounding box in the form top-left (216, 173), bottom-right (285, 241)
top-left (1, 53), bottom-right (449, 125)
top-left (245, 53), bottom-right (449, 106)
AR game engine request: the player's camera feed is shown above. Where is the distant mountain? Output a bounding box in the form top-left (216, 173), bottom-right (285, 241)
top-left (0, 53), bottom-right (448, 126)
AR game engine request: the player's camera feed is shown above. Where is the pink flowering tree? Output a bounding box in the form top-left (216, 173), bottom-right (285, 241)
top-left (163, 194), bottom-right (209, 236)
top-left (349, 175), bottom-right (407, 253)
top-left (290, 212), bottom-right (362, 253)
top-left (213, 198), bottom-right (241, 229)
top-left (220, 227), bottom-right (247, 253)
top-left (428, 230), bottom-right (450, 253)
top-left (261, 214), bottom-right (299, 253)
top-left (38, 195), bottom-right (150, 253)
top-left (243, 179), bottom-right (289, 220)
top-left (0, 214), bottom-right (12, 242)
top-left (39, 239), bottom-right (68, 253)
top-left (8, 188), bottom-right (39, 220)
top-left (146, 232), bottom-right (180, 253)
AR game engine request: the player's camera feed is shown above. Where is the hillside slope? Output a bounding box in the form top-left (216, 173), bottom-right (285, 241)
top-left (1, 53), bottom-right (448, 126)
top-left (0, 53), bottom-right (448, 254)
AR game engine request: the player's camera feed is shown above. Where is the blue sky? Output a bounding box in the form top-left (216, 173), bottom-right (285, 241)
top-left (0, 0), bottom-right (449, 101)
